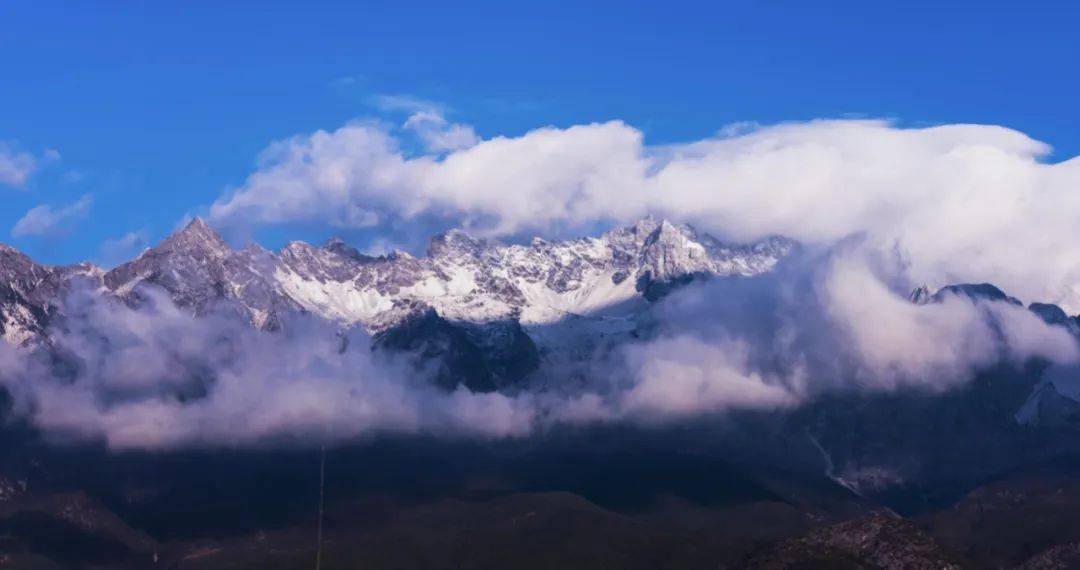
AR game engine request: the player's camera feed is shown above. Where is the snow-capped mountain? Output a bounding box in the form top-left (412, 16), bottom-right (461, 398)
top-left (103, 218), bottom-right (303, 330)
top-left (272, 216), bottom-right (794, 333)
top-left (0, 216), bottom-right (794, 389)
top-left (93, 216), bottom-right (791, 336)
top-left (0, 244), bottom-right (99, 346)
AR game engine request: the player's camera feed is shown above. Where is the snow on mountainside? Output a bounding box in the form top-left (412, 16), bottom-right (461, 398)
top-left (97, 215), bottom-right (789, 337)
top-left (2, 218), bottom-right (1079, 399)
top-left (0, 244), bottom-right (99, 346)
top-left (274, 216), bottom-right (793, 334)
top-left (104, 218), bottom-right (303, 330)
top-left (0, 216), bottom-right (794, 388)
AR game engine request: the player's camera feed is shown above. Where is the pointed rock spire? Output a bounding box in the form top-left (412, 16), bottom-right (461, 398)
top-left (158, 217), bottom-right (230, 256)
top-left (322, 237), bottom-right (376, 262)
top-left (909, 284), bottom-right (932, 305)
top-left (427, 228), bottom-right (484, 258)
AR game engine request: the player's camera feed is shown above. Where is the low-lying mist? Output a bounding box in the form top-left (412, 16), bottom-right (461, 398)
top-left (1, 239), bottom-right (1076, 450)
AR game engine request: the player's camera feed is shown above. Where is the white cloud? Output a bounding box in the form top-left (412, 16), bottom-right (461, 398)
top-left (11, 194), bottom-right (93, 238)
top-left (618, 335), bottom-right (799, 418)
top-left (369, 93), bottom-right (446, 115)
top-left (210, 118), bottom-right (1080, 312)
top-left (550, 243), bottom-right (1080, 428)
top-left (0, 143), bottom-right (42, 187)
top-left (403, 110), bottom-right (479, 152)
top-left (0, 285), bottom-right (536, 449)
top-left (821, 248), bottom-right (1080, 385)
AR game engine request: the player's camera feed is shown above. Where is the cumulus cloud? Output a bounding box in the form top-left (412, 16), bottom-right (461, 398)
top-left (11, 194), bottom-right (93, 238)
top-left (210, 120), bottom-right (645, 234)
top-left (209, 118), bottom-right (1080, 312)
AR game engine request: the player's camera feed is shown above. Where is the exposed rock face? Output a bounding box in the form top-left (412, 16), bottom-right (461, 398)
top-left (751, 514), bottom-right (965, 569)
top-left (103, 218), bottom-right (303, 330)
top-left (1016, 380), bottom-right (1080, 428)
top-left (913, 284), bottom-right (1080, 338)
top-left (909, 284), bottom-right (932, 305)
top-left (0, 244), bottom-right (99, 346)
top-left (1019, 542), bottom-right (1080, 569)
top-left (1030, 302), bottom-right (1080, 335)
top-left (0, 216), bottom-right (792, 390)
top-left (932, 282), bottom-right (1023, 306)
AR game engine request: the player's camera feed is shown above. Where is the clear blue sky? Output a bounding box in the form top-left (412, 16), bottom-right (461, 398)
top-left (2, 1), bottom-right (1078, 265)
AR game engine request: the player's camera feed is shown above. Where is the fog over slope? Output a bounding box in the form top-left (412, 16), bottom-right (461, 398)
top-left (0, 218), bottom-right (1077, 450)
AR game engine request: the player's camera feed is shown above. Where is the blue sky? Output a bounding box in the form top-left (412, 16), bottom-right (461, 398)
top-left (2, 1), bottom-right (1078, 265)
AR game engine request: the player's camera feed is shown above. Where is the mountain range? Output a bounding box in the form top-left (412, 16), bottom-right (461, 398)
top-left (2, 216), bottom-right (795, 390)
top-left (4, 216), bottom-right (1080, 395)
top-left (4, 217), bottom-right (1080, 567)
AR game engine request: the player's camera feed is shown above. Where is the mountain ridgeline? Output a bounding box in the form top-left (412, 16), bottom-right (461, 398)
top-left (1, 217), bottom-right (796, 391)
top-left (2, 217), bottom-right (1079, 399)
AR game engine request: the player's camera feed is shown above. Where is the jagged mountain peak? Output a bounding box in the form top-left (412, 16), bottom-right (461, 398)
top-left (601, 216), bottom-right (704, 251)
top-left (427, 228), bottom-right (487, 258)
top-left (0, 243), bottom-right (34, 266)
top-left (932, 283), bottom-right (1023, 306)
top-left (322, 237), bottom-right (376, 263)
top-left (386, 249), bottom-right (415, 261)
top-left (177, 216), bottom-right (216, 238)
top-left (322, 236), bottom-right (350, 250)
top-left (157, 217), bottom-right (230, 257)
top-left (239, 242), bottom-right (270, 256)
top-left (7, 217), bottom-right (796, 372)
top-left (279, 240), bottom-right (312, 255)
top-left (910, 284), bottom-right (932, 305)
top-left (630, 213), bottom-right (664, 233)
top-left (103, 217), bottom-right (246, 314)
top-left (642, 219), bottom-right (702, 248)
top-left (1030, 302), bottom-right (1071, 325)
top-left (185, 216), bottom-right (212, 231)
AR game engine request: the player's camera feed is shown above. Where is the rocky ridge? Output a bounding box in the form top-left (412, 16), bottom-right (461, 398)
top-left (0, 216), bottom-right (794, 390)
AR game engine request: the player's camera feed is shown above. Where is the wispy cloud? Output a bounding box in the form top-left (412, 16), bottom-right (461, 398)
top-left (330, 75), bottom-right (357, 87)
top-left (402, 110), bottom-right (479, 152)
top-left (369, 93), bottom-right (447, 115)
top-left (11, 193), bottom-right (93, 238)
top-left (0, 143), bottom-right (57, 188)
top-left (98, 229), bottom-right (150, 267)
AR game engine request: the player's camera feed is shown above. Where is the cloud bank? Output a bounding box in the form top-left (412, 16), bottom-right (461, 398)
top-left (210, 118), bottom-right (1080, 312)
top-left (0, 285), bottom-right (536, 449)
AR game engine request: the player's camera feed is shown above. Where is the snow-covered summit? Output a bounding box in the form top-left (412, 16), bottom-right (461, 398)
top-left (2, 216), bottom-right (794, 345)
